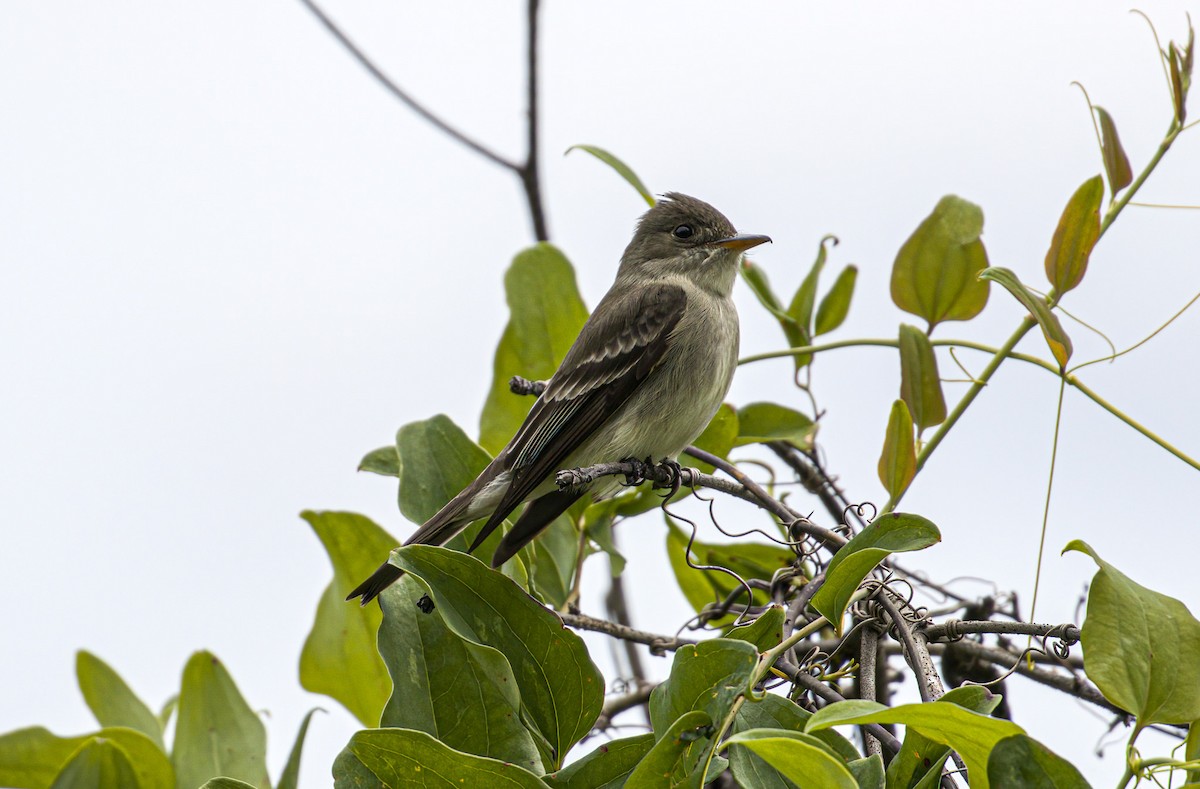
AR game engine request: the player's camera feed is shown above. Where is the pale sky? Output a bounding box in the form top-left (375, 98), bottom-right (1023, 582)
top-left (2, 3), bottom-right (1198, 787)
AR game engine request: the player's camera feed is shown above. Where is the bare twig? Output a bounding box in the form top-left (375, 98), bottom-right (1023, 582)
top-left (878, 590), bottom-right (944, 702)
top-left (859, 625), bottom-right (882, 758)
top-left (594, 681), bottom-right (655, 731)
top-left (774, 658), bottom-right (903, 756)
top-left (560, 611), bottom-right (694, 654)
top-left (521, 0), bottom-right (548, 240)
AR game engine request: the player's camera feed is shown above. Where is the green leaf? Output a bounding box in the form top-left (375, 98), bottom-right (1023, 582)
top-left (387, 546), bottom-right (603, 770)
top-left (625, 711), bottom-right (713, 787)
top-left (814, 264), bottom-right (858, 336)
top-left (650, 639), bottom-right (759, 734)
top-left (810, 513), bottom-right (940, 631)
top-left (0, 727), bottom-right (172, 789)
top-left (49, 738), bottom-right (141, 789)
top-left (986, 734), bottom-right (1091, 788)
top-left (565, 145), bottom-right (655, 207)
top-left (357, 445), bottom-right (399, 477)
top-left (724, 729), bottom-right (857, 789)
top-left (300, 510), bottom-right (395, 726)
top-left (806, 699), bottom-right (1024, 789)
top-left (1044, 176), bottom-right (1104, 296)
top-left (979, 267), bottom-right (1073, 368)
top-left (394, 416), bottom-right (531, 584)
top-left (665, 523), bottom-right (796, 625)
top-left (886, 685), bottom-right (1003, 789)
top-left (377, 577), bottom-right (541, 772)
top-left (733, 694), bottom-right (860, 763)
top-left (479, 244), bottom-right (589, 455)
top-left (200, 780), bottom-right (258, 789)
top-left (172, 651), bottom-right (269, 789)
top-left (898, 324), bottom-right (947, 432)
top-left (689, 404), bottom-right (739, 472)
top-left (891, 196), bottom-right (991, 330)
top-left (1065, 540), bottom-right (1200, 727)
top-left (1094, 107), bottom-right (1132, 194)
top-left (734, 402), bottom-right (816, 451)
top-left (335, 729), bottom-right (550, 788)
top-left (526, 513), bottom-right (579, 609)
top-left (545, 734), bottom-right (654, 788)
top-left (877, 400), bottom-right (916, 498)
top-left (579, 499), bottom-right (626, 576)
top-left (726, 605), bottom-right (785, 651)
top-left (1187, 718), bottom-right (1200, 785)
top-left (787, 235), bottom-right (838, 335)
top-left (649, 640), bottom-right (757, 784)
top-left (277, 708), bottom-right (322, 789)
top-left (847, 754), bottom-right (885, 789)
top-left (75, 651), bottom-right (164, 749)
top-left (740, 261), bottom-right (810, 369)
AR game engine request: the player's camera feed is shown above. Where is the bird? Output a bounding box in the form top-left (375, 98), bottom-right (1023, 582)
top-left (347, 193), bottom-right (770, 605)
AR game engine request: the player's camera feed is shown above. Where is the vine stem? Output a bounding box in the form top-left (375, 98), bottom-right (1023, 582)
top-left (741, 337), bottom-right (1199, 473)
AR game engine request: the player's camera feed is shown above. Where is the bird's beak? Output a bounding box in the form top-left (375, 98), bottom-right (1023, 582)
top-left (712, 233), bottom-right (772, 252)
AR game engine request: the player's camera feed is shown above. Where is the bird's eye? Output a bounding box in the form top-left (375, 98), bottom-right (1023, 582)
top-left (672, 224), bottom-right (694, 239)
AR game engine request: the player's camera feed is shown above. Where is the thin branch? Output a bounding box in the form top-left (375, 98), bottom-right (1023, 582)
top-left (922, 619), bottom-right (1080, 643)
top-left (859, 625), bottom-right (882, 758)
top-left (560, 611), bottom-right (694, 654)
top-left (297, 0), bottom-right (522, 173)
top-left (878, 591), bottom-right (944, 702)
top-left (521, 0), bottom-right (549, 240)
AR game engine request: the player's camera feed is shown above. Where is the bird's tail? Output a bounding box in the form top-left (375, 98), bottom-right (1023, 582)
top-left (345, 562), bottom-right (403, 606)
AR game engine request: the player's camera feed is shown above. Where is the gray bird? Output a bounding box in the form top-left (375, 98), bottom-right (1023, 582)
top-left (348, 193), bottom-right (770, 604)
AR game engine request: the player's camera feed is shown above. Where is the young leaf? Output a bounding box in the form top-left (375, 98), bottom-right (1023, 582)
top-left (0, 727), bottom-right (173, 789)
top-left (479, 244), bottom-right (589, 455)
top-left (1065, 540), bottom-right (1200, 728)
top-left (336, 728), bottom-right (550, 788)
top-left (75, 651), bottom-right (164, 749)
top-left (277, 708), bottom-right (322, 789)
top-left (1044, 176), bottom-right (1104, 296)
top-left (740, 261), bottom-right (810, 369)
top-left (733, 694), bottom-right (860, 763)
top-left (734, 402), bottom-right (816, 451)
top-left (564, 145), bottom-right (655, 207)
top-left (199, 779), bottom-right (258, 789)
top-left (357, 445), bottom-right (399, 477)
top-left (787, 235), bottom-right (838, 335)
top-left (806, 699), bottom-right (1024, 789)
top-left (388, 545), bottom-right (604, 770)
top-left (545, 734), bottom-right (654, 788)
top-left (890, 196), bottom-right (991, 330)
top-left (978, 267), bottom-right (1073, 368)
top-left (300, 510), bottom-right (396, 726)
top-left (814, 264), bottom-right (858, 336)
top-left (809, 513), bottom-right (941, 630)
top-left (377, 577), bottom-right (542, 772)
top-left (986, 734), bottom-right (1090, 788)
top-left (724, 729), bottom-right (857, 789)
top-left (172, 652), bottom-right (269, 789)
top-left (898, 324), bottom-right (947, 432)
top-left (877, 400), bottom-right (916, 498)
top-left (1094, 107), bottom-right (1133, 194)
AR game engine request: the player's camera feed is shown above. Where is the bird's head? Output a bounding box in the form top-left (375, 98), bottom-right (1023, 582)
top-left (617, 192), bottom-right (771, 295)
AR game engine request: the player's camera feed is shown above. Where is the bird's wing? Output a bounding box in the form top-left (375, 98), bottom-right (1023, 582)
top-left (473, 281), bottom-right (688, 542)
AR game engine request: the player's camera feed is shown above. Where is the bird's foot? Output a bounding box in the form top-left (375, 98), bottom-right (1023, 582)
top-left (618, 456), bottom-right (655, 486)
top-left (556, 467), bottom-right (594, 488)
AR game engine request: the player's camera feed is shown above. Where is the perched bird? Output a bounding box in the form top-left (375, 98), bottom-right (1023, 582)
top-left (348, 193), bottom-right (770, 604)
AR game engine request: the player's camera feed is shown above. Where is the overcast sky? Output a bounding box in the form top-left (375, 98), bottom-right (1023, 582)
top-left (2, 2), bottom-right (1198, 786)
